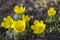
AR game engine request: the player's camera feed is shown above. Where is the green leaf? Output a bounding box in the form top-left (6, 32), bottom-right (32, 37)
top-left (53, 14), bottom-right (59, 21)
top-left (39, 32), bottom-right (45, 38)
top-left (20, 29), bottom-right (28, 36)
top-left (11, 30), bottom-right (20, 37)
top-left (49, 27), bottom-right (53, 33)
top-left (46, 16), bottom-right (52, 23)
top-left (13, 14), bottom-right (23, 20)
top-left (46, 27), bottom-right (54, 33)
top-left (18, 14), bottom-right (22, 19)
top-left (57, 28), bottom-right (60, 32)
top-left (13, 14), bottom-right (18, 20)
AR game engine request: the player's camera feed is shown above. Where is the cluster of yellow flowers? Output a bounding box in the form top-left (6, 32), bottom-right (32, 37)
top-left (31, 20), bottom-right (46, 34)
top-left (48, 7), bottom-right (56, 16)
top-left (1, 5), bottom-right (30, 33)
top-left (0, 5), bottom-right (57, 34)
top-left (1, 15), bottom-right (30, 32)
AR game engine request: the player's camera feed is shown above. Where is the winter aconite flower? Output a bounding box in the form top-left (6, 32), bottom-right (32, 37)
top-left (22, 15), bottom-right (30, 22)
top-left (14, 5), bottom-right (26, 14)
top-left (48, 7), bottom-right (56, 16)
top-left (31, 20), bottom-right (46, 34)
top-left (12, 20), bottom-right (26, 32)
top-left (1, 16), bottom-right (13, 28)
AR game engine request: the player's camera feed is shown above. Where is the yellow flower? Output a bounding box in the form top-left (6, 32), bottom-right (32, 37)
top-left (22, 15), bottom-right (30, 22)
top-left (31, 20), bottom-right (46, 34)
top-left (1, 16), bottom-right (13, 28)
top-left (13, 20), bottom-right (26, 32)
top-left (14, 5), bottom-right (26, 14)
top-left (48, 7), bottom-right (56, 16)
